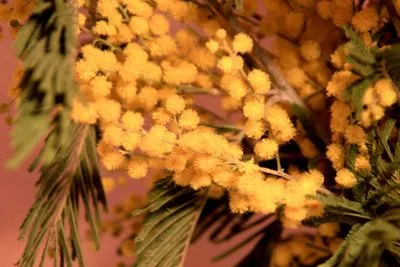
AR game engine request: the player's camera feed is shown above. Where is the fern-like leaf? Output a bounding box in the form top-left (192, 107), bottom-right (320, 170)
top-left (17, 125), bottom-right (107, 267)
top-left (321, 219), bottom-right (400, 267)
top-left (9, 0), bottom-right (78, 168)
top-left (382, 43), bottom-right (400, 88)
top-left (133, 179), bottom-right (208, 267)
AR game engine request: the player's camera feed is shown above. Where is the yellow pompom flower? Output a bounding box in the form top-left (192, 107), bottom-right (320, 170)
top-left (370, 104), bottom-right (385, 121)
top-left (102, 124), bottom-right (124, 147)
top-left (97, 50), bottom-right (118, 73)
top-left (317, 0), bottom-right (332, 20)
top-left (300, 40), bottom-right (321, 61)
top-left (190, 172), bottom-right (212, 190)
top-left (215, 28), bottom-right (227, 39)
top-left (75, 59), bottom-right (98, 81)
top-left (330, 44), bottom-right (346, 69)
top-left (121, 132), bottom-right (141, 151)
top-left (335, 168), bottom-right (357, 188)
top-left (139, 125), bottom-right (176, 157)
top-left (227, 78), bottom-right (248, 100)
top-left (101, 151), bottom-right (126, 171)
top-left (188, 47), bottom-right (216, 70)
top-left (150, 35), bottom-right (177, 57)
top-left (196, 73), bottom-right (213, 90)
top-left (138, 86), bottom-right (159, 111)
top-left (152, 108), bottom-right (172, 125)
top-left (205, 40), bottom-right (219, 53)
top-left (330, 100), bottom-right (351, 134)
top-left (217, 56), bottom-right (234, 73)
top-left (141, 62), bottom-right (163, 82)
top-left (123, 0), bottom-right (153, 18)
top-left (265, 105), bottom-right (296, 143)
top-left (254, 139), bottom-right (278, 160)
top-left (375, 78), bottom-right (397, 107)
top-left (178, 109), bottom-right (200, 130)
top-left (96, 140), bottom-right (113, 157)
top-left (95, 98), bottom-right (121, 122)
top-left (71, 99), bottom-right (97, 124)
top-left (121, 111), bottom-right (144, 131)
top-left (229, 192), bottom-right (250, 213)
top-left (149, 14), bottom-right (169, 35)
top-left (93, 20), bottom-right (117, 36)
top-left (326, 143), bottom-right (345, 170)
top-left (243, 98), bottom-right (265, 121)
top-left (127, 157), bottom-right (148, 179)
top-left (284, 11), bottom-right (305, 38)
top-left (165, 154), bottom-right (187, 172)
top-left (326, 70), bottom-right (359, 100)
top-left (90, 75), bottom-right (112, 98)
top-left (232, 33), bottom-right (253, 53)
top-left (247, 69), bottom-right (271, 94)
top-left (297, 169), bottom-right (324, 195)
top-left (351, 6), bottom-right (379, 33)
top-left (129, 16), bottom-right (149, 36)
top-left (345, 125), bottom-right (366, 145)
top-left (165, 95), bottom-right (186, 115)
top-left (244, 119), bottom-right (266, 139)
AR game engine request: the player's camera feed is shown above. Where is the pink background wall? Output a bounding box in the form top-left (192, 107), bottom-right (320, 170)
top-left (0, 25), bottom-right (251, 267)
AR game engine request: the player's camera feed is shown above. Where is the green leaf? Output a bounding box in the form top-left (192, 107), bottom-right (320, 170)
top-left (8, 0), bottom-right (79, 168)
top-left (317, 194), bottom-right (371, 220)
top-left (340, 219), bottom-right (400, 267)
top-left (377, 119), bottom-right (396, 161)
top-left (17, 125), bottom-right (107, 267)
top-left (321, 219), bottom-right (400, 267)
top-left (133, 179), bottom-right (208, 267)
top-left (382, 43), bottom-right (400, 88)
top-left (318, 224), bottom-right (362, 267)
top-left (343, 25), bottom-right (377, 65)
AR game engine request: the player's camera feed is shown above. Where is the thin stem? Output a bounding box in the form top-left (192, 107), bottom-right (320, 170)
top-left (258, 166), bottom-right (293, 180)
top-left (275, 151), bottom-right (282, 171)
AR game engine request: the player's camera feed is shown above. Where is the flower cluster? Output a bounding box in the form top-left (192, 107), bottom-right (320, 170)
top-left (66, 0), bottom-right (332, 226)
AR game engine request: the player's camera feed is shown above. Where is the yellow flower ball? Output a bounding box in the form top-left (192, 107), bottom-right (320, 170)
top-left (215, 28), bottom-right (227, 39)
top-left (375, 78), bottom-right (397, 107)
top-left (326, 143), bottom-right (345, 170)
top-left (101, 151), bottom-right (125, 171)
top-left (95, 98), bottom-right (121, 122)
top-left (178, 109), bottom-right (200, 130)
top-left (165, 94), bottom-right (186, 115)
top-left (121, 132), bottom-right (141, 151)
top-left (129, 16), bottom-right (149, 36)
top-left (232, 33), bottom-right (253, 53)
top-left (217, 56), bottom-right (234, 73)
top-left (254, 139), bottom-right (278, 160)
top-left (243, 98), bottom-right (265, 121)
top-left (335, 168), bottom-right (357, 188)
top-left (300, 40), bottom-right (321, 61)
top-left (127, 157), bottom-right (148, 179)
top-left (247, 69), bottom-right (271, 94)
top-left (121, 111), bottom-right (144, 131)
top-left (102, 124), bottom-right (124, 147)
top-left (149, 14), bottom-right (170, 35)
top-left (205, 40), bottom-right (219, 53)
